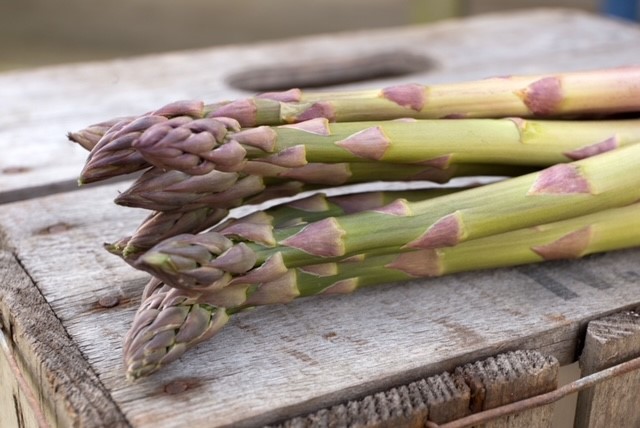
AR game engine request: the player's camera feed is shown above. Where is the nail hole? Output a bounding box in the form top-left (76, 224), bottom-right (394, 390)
top-left (98, 295), bottom-right (120, 308)
top-left (2, 166), bottom-right (31, 174)
top-left (227, 51), bottom-right (437, 93)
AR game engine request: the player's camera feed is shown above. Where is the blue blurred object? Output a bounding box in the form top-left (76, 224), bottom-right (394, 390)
top-left (603, 0), bottom-right (639, 21)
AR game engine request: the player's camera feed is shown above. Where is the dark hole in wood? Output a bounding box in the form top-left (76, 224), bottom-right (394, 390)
top-left (226, 51), bottom-right (437, 92)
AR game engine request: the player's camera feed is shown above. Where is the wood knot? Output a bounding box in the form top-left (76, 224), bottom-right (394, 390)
top-left (322, 332), bottom-right (337, 340)
top-left (164, 379), bottom-right (199, 395)
top-left (37, 223), bottom-right (72, 235)
top-left (2, 166), bottom-right (31, 174)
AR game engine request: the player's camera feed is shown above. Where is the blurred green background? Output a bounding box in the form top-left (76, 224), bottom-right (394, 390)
top-left (0, 0), bottom-right (610, 72)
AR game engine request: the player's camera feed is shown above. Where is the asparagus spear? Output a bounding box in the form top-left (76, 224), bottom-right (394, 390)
top-left (105, 207), bottom-right (230, 261)
top-left (137, 116), bottom-right (640, 175)
top-left (135, 143), bottom-right (640, 290)
top-left (71, 66), bottom-right (640, 159)
top-left (209, 67), bottom-right (640, 125)
top-left (124, 201), bottom-right (640, 379)
top-left (114, 161), bottom-right (529, 212)
top-left (81, 114), bottom-right (640, 182)
top-left (113, 188), bottom-right (465, 261)
top-left (212, 188), bottom-right (461, 232)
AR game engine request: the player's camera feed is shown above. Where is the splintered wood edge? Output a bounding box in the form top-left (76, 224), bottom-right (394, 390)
top-left (575, 307), bottom-right (640, 428)
top-left (0, 251), bottom-right (129, 428)
top-left (268, 350), bottom-right (558, 427)
top-left (580, 307), bottom-right (640, 373)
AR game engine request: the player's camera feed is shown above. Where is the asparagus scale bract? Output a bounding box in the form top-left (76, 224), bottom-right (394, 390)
top-left (124, 200), bottom-right (640, 380)
top-left (136, 143), bottom-right (640, 291)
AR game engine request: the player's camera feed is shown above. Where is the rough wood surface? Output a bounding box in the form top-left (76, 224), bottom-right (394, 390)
top-left (270, 350), bottom-right (557, 428)
top-left (2, 181), bottom-right (640, 427)
top-left (575, 309), bottom-right (640, 428)
top-left (0, 345), bottom-right (41, 428)
top-left (455, 350), bottom-right (558, 427)
top-left (2, 9), bottom-right (640, 200)
top-left (2, 8), bottom-right (640, 428)
top-left (269, 372), bottom-right (468, 428)
top-left (0, 251), bottom-right (129, 428)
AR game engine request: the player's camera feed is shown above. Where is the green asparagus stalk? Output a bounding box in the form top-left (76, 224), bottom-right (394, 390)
top-left (135, 143), bottom-right (640, 291)
top-left (208, 67), bottom-right (640, 125)
top-left (135, 116), bottom-right (640, 176)
top-left (212, 188), bottom-right (461, 232)
top-left (71, 67), bottom-right (640, 166)
top-left (112, 188), bottom-right (465, 261)
top-left (124, 201), bottom-right (640, 379)
top-left (82, 114), bottom-right (640, 182)
top-left (114, 161), bottom-right (529, 212)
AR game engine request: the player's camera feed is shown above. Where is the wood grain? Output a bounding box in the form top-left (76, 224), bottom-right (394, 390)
top-left (2, 8), bottom-right (640, 428)
top-left (0, 345), bottom-right (41, 428)
top-left (269, 372), bottom-right (468, 427)
top-left (455, 350), bottom-right (558, 427)
top-left (2, 9), bottom-right (640, 200)
top-left (575, 309), bottom-right (640, 428)
top-left (270, 350), bottom-right (557, 428)
top-left (0, 251), bottom-right (129, 428)
top-left (1, 181), bottom-right (640, 427)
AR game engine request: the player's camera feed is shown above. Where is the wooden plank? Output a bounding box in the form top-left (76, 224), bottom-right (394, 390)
top-left (455, 350), bottom-right (558, 427)
top-left (2, 9), bottom-right (640, 201)
top-left (0, 346), bottom-right (41, 428)
top-left (270, 350), bottom-right (557, 428)
top-left (575, 308), bottom-right (640, 428)
top-left (1, 180), bottom-right (639, 427)
top-left (269, 368), bottom-right (469, 427)
top-left (0, 251), bottom-right (129, 428)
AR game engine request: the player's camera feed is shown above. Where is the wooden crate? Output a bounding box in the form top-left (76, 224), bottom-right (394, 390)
top-left (1, 8), bottom-right (640, 428)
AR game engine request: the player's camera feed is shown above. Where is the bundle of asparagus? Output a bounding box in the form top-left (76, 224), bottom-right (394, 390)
top-left (71, 66), bottom-right (640, 380)
top-left (125, 197), bottom-right (640, 379)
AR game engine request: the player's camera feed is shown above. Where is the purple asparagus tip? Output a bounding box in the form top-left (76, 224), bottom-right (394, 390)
top-left (133, 117), bottom-right (244, 176)
top-left (123, 282), bottom-right (229, 380)
top-left (78, 100), bottom-right (206, 183)
top-left (135, 232), bottom-right (257, 291)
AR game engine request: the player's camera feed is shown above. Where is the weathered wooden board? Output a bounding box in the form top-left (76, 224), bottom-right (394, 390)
top-left (271, 350), bottom-right (558, 428)
top-left (2, 8), bottom-right (640, 428)
top-left (0, 251), bottom-right (128, 427)
top-left (2, 9), bottom-right (640, 201)
top-left (1, 181), bottom-right (640, 427)
top-left (575, 309), bottom-right (640, 428)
